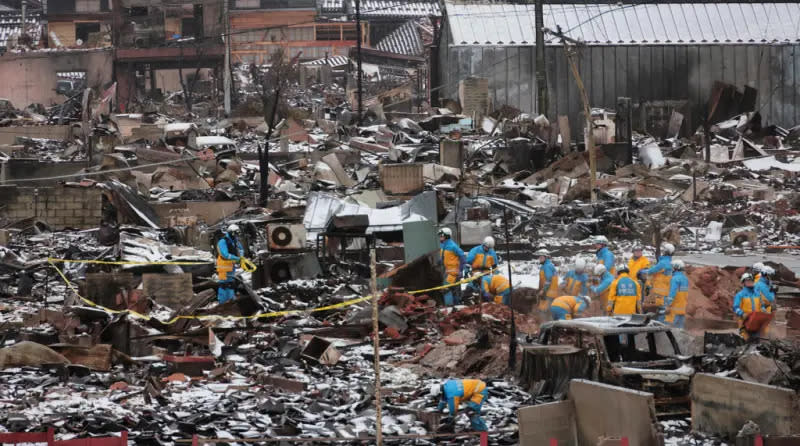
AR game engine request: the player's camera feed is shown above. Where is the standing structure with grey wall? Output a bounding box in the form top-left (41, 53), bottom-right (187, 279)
top-left (438, 2), bottom-right (800, 133)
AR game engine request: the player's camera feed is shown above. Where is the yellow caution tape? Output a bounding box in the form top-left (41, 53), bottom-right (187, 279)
top-left (47, 259), bottom-right (492, 324)
top-left (239, 258), bottom-right (257, 273)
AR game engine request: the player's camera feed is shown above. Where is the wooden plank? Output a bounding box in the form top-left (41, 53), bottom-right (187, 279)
top-left (558, 115), bottom-right (571, 154)
top-left (50, 344), bottom-right (112, 371)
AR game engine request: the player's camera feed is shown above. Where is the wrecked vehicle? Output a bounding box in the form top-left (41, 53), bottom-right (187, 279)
top-left (522, 316), bottom-right (694, 417)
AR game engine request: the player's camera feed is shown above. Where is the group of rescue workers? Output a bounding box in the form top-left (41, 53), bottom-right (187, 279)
top-left (438, 229), bottom-right (778, 339)
top-left (209, 225), bottom-right (779, 434)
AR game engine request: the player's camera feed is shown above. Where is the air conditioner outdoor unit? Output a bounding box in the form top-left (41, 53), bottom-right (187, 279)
top-left (267, 224), bottom-right (306, 250)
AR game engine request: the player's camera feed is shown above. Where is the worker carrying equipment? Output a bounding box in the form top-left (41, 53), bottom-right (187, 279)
top-left (755, 266), bottom-right (777, 313)
top-left (662, 260), bottom-right (689, 327)
top-left (641, 243), bottom-right (675, 316)
top-left (606, 264), bottom-right (641, 316)
top-left (591, 236), bottom-right (616, 275)
top-left (480, 271), bottom-right (511, 305)
top-left (465, 236), bottom-right (498, 272)
top-left (433, 379), bottom-right (489, 432)
top-left (440, 228), bottom-right (466, 306)
top-left (590, 263), bottom-right (614, 310)
top-left (216, 224), bottom-right (244, 304)
top-left (550, 295), bottom-right (591, 320)
top-left (561, 258), bottom-right (589, 296)
top-left (536, 248), bottom-right (559, 311)
top-left (734, 272), bottom-right (773, 340)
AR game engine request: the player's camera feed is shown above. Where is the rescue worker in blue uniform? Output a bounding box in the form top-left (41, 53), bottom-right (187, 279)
top-left (663, 260), bottom-right (689, 328)
top-left (606, 264), bottom-right (641, 316)
top-left (755, 265), bottom-right (777, 312)
top-left (480, 271), bottom-right (511, 305)
top-left (590, 263), bottom-right (614, 312)
top-left (216, 224), bottom-right (244, 304)
top-left (641, 242), bottom-right (675, 320)
top-left (592, 236), bottom-right (616, 275)
top-left (439, 227), bottom-right (466, 306)
top-left (536, 248), bottom-right (559, 311)
top-left (431, 379), bottom-right (489, 432)
top-left (561, 258), bottom-right (590, 296)
top-left (465, 236), bottom-right (498, 273)
top-left (550, 295), bottom-right (591, 320)
top-left (733, 272), bottom-right (772, 340)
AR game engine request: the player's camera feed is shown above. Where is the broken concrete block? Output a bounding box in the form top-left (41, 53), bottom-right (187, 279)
top-left (736, 352), bottom-right (790, 385)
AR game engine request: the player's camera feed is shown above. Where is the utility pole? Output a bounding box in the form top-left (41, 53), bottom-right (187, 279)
top-left (20, 0), bottom-right (26, 37)
top-left (534, 0), bottom-right (547, 115)
top-left (369, 247), bottom-right (383, 446)
top-left (550, 26), bottom-right (596, 202)
top-left (355, 0), bottom-right (363, 124)
top-left (504, 207), bottom-right (516, 370)
top-left (223, 0), bottom-right (231, 116)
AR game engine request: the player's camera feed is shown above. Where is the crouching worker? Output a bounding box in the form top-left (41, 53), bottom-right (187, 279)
top-left (734, 273), bottom-right (772, 340)
top-left (216, 224), bottom-right (244, 304)
top-left (480, 271), bottom-right (511, 305)
top-left (431, 379), bottom-right (488, 432)
top-left (550, 295), bottom-right (591, 320)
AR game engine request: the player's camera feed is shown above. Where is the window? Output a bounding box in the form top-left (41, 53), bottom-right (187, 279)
top-left (75, 22), bottom-right (101, 45)
top-left (235, 0), bottom-right (260, 8)
top-left (75, 0), bottom-right (101, 13)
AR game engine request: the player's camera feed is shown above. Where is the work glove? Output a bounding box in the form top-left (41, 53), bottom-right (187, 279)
top-left (463, 265), bottom-right (472, 277)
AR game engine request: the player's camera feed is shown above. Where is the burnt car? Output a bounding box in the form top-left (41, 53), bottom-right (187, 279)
top-left (521, 315), bottom-right (694, 417)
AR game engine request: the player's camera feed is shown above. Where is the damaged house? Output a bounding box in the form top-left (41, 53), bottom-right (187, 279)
top-left (437, 1), bottom-right (800, 134)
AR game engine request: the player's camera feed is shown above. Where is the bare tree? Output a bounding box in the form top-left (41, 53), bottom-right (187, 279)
top-left (250, 47), bottom-right (298, 205)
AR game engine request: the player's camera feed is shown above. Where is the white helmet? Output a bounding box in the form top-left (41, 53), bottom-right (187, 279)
top-left (227, 224), bottom-right (240, 234)
top-left (574, 258), bottom-right (587, 272)
top-left (439, 227), bottom-right (452, 238)
top-left (580, 295), bottom-right (592, 305)
top-left (762, 266), bottom-right (775, 276)
top-left (671, 259), bottom-right (685, 271)
top-left (429, 383), bottom-right (441, 398)
top-left (662, 243), bottom-right (675, 255)
top-left (593, 264), bottom-right (607, 275)
top-left (591, 235), bottom-right (609, 245)
top-left (752, 262), bottom-right (765, 273)
top-left (534, 248), bottom-right (550, 257)
top-left (741, 272), bottom-right (754, 283)
top-left (616, 264), bottom-right (630, 274)
top-left (483, 236), bottom-right (495, 249)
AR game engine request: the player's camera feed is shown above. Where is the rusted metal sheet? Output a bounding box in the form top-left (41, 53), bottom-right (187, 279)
top-left (379, 163), bottom-right (424, 195)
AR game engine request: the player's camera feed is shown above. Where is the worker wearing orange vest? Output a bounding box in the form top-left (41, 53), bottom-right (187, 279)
top-left (216, 224), bottom-right (244, 304)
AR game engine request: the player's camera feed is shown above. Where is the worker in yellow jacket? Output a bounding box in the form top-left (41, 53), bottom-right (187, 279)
top-left (480, 272), bottom-right (511, 305)
top-left (536, 248), bottom-right (559, 310)
top-left (663, 260), bottom-right (689, 328)
top-left (432, 379), bottom-right (488, 432)
top-left (550, 295), bottom-right (591, 320)
top-left (606, 264), bottom-right (642, 315)
top-left (641, 243), bottom-right (675, 321)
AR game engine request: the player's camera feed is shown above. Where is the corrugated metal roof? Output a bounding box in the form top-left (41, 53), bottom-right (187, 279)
top-left (446, 2), bottom-right (800, 45)
top-left (302, 55), bottom-right (350, 67)
top-left (375, 20), bottom-right (425, 56)
top-left (357, 0), bottom-right (441, 18)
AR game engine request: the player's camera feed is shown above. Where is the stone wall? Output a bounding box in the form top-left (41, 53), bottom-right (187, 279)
top-left (0, 185), bottom-right (103, 229)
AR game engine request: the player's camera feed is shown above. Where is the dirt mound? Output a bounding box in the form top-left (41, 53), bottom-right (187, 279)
top-left (686, 266), bottom-right (740, 319)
